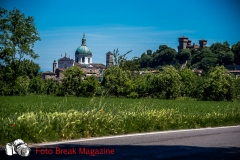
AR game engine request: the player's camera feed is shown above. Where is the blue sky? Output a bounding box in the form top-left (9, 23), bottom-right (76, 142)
top-left (1, 0), bottom-right (240, 71)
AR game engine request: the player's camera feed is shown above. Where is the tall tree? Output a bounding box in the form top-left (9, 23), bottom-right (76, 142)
top-left (0, 8), bottom-right (41, 95)
top-left (177, 49), bottom-right (191, 61)
top-left (153, 45), bottom-right (177, 66)
top-left (112, 48), bottom-right (132, 68)
top-left (232, 41), bottom-right (240, 65)
top-left (0, 8), bottom-right (41, 66)
top-left (140, 53), bottom-right (153, 68)
top-left (210, 41), bottom-right (231, 55)
top-left (191, 47), bottom-right (217, 71)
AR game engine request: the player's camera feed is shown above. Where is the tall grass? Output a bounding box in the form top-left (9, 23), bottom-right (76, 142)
top-left (0, 95), bottom-right (240, 145)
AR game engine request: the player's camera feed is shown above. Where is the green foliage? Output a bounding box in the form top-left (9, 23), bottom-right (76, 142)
top-left (140, 53), bottom-right (153, 68)
top-left (179, 68), bottom-right (198, 97)
top-left (112, 48), bottom-right (132, 67)
top-left (101, 66), bottom-right (131, 96)
top-left (121, 58), bottom-right (140, 71)
top-left (77, 76), bottom-right (99, 97)
top-left (191, 47), bottom-right (217, 71)
top-left (44, 79), bottom-right (58, 95)
top-left (1, 96), bottom-right (240, 144)
top-left (29, 76), bottom-right (44, 94)
top-left (217, 51), bottom-right (234, 65)
top-left (61, 66), bottom-right (85, 96)
top-left (158, 66), bottom-right (181, 99)
top-left (0, 8), bottom-right (41, 65)
top-left (153, 47), bottom-right (177, 66)
top-left (134, 73), bottom-right (154, 97)
top-left (203, 66), bottom-right (234, 101)
top-left (233, 77), bottom-right (240, 99)
top-left (0, 8), bottom-right (41, 95)
top-left (231, 41), bottom-right (240, 65)
top-left (177, 49), bottom-right (191, 61)
top-left (13, 76), bottom-right (30, 95)
top-left (210, 41), bottom-right (231, 55)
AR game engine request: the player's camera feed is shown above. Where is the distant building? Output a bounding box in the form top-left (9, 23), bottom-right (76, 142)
top-left (147, 49), bottom-right (152, 55)
top-left (42, 34), bottom-right (112, 81)
top-left (178, 36), bottom-right (207, 52)
top-left (106, 51), bottom-right (113, 68)
top-left (42, 71), bottom-right (57, 80)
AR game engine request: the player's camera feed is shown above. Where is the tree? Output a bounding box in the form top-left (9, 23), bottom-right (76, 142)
top-left (179, 68), bottom-right (197, 97)
top-left (61, 66), bottom-right (85, 96)
top-left (177, 49), bottom-right (191, 61)
top-left (0, 8), bottom-right (40, 66)
top-left (234, 77), bottom-right (240, 99)
top-left (101, 66), bottom-right (131, 96)
top-left (217, 51), bottom-right (234, 65)
top-left (121, 58), bottom-right (141, 71)
top-left (158, 66), bottom-right (181, 99)
top-left (112, 48), bottom-right (132, 68)
top-left (232, 41), bottom-right (240, 65)
top-left (140, 53), bottom-right (153, 68)
top-left (13, 76), bottom-right (30, 95)
top-left (44, 79), bottom-right (58, 95)
top-left (210, 41), bottom-right (234, 65)
top-left (203, 66), bottom-right (234, 101)
top-left (158, 45), bottom-right (169, 52)
top-left (210, 41), bottom-right (231, 55)
top-left (29, 76), bottom-right (44, 94)
top-left (0, 8), bottom-right (41, 95)
top-left (78, 76), bottom-right (99, 97)
top-left (191, 47), bottom-right (217, 71)
top-left (153, 46), bottom-right (177, 66)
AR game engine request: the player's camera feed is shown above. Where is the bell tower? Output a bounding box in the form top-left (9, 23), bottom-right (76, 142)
top-left (53, 60), bottom-right (57, 73)
top-left (106, 51), bottom-right (113, 68)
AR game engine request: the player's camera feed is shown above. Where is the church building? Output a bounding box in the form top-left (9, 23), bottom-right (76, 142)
top-left (42, 34), bottom-right (113, 81)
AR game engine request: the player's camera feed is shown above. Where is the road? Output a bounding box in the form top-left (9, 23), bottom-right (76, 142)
top-left (1, 126), bottom-right (240, 159)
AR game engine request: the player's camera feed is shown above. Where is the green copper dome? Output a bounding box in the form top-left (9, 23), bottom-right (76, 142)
top-left (75, 34), bottom-right (92, 55)
top-left (75, 45), bottom-right (92, 55)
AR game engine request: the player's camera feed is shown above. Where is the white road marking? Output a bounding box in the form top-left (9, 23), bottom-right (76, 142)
top-left (30, 125), bottom-right (240, 147)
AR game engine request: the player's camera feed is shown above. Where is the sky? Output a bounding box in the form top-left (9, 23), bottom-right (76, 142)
top-left (1, 0), bottom-right (240, 71)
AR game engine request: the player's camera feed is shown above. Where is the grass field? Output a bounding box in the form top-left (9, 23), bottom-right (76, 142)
top-left (0, 95), bottom-right (240, 145)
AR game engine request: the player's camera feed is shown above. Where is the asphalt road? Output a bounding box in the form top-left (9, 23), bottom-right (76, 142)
top-left (1, 126), bottom-right (240, 160)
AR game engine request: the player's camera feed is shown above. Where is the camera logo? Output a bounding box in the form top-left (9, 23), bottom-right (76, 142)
top-left (5, 139), bottom-right (31, 157)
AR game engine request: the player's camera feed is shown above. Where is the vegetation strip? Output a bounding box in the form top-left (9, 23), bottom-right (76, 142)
top-left (1, 96), bottom-right (240, 145)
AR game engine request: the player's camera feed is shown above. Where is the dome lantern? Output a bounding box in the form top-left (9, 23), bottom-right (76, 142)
top-left (82, 33), bottom-right (86, 46)
top-left (75, 34), bottom-right (92, 56)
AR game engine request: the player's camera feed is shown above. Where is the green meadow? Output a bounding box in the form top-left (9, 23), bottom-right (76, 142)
top-left (0, 95), bottom-right (240, 145)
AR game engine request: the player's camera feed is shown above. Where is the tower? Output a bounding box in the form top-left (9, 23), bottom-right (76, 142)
top-left (106, 51), bottom-right (113, 68)
top-left (199, 39), bottom-right (207, 48)
top-left (147, 49), bottom-right (152, 55)
top-left (178, 36), bottom-right (188, 52)
top-left (53, 60), bottom-right (57, 73)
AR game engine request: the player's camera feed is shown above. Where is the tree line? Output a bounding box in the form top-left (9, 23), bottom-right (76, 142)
top-left (121, 42), bottom-right (240, 72)
top-left (1, 8), bottom-right (240, 101)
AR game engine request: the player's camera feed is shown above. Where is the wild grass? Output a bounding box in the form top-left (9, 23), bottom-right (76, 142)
top-left (0, 95), bottom-right (240, 145)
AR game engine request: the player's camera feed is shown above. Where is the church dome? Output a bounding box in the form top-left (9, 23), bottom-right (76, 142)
top-left (75, 34), bottom-right (92, 55)
top-left (75, 45), bottom-right (92, 55)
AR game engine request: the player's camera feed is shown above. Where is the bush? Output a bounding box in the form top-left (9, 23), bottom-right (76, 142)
top-left (203, 66), bottom-right (234, 101)
top-left (13, 76), bottom-right (30, 95)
